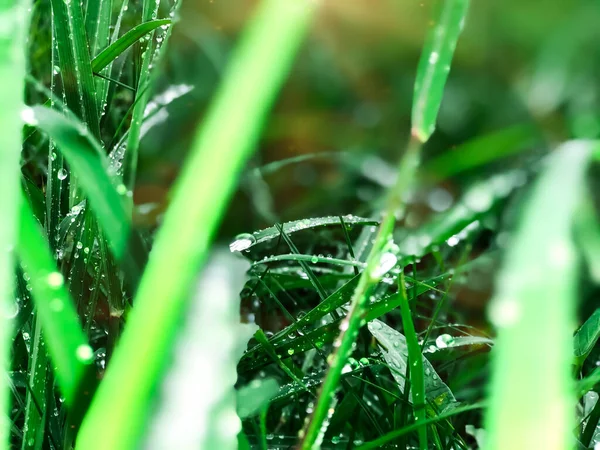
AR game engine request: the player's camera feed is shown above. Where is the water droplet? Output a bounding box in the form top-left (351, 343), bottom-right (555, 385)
top-left (57, 168), bottom-right (68, 180)
top-left (311, 255), bottom-right (318, 264)
top-left (435, 334), bottom-right (454, 349)
top-left (229, 233), bottom-right (256, 252)
top-left (429, 51), bottom-right (439, 64)
top-left (287, 349), bottom-right (294, 355)
top-left (370, 252), bottom-right (397, 279)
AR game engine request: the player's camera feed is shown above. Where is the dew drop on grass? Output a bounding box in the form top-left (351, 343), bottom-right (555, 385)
top-left (370, 252), bottom-right (397, 279)
top-left (436, 334), bottom-right (454, 349)
top-left (57, 168), bottom-right (68, 180)
top-left (229, 233), bottom-right (256, 252)
top-left (311, 255), bottom-right (318, 264)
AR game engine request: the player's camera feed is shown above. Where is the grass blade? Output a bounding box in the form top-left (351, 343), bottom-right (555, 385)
top-left (0, 0), bottom-right (28, 444)
top-left (397, 273), bottom-right (427, 449)
top-left (484, 141), bottom-right (594, 450)
top-left (77, 1), bottom-right (315, 449)
top-left (24, 106), bottom-right (144, 282)
top-left (16, 195), bottom-right (93, 405)
top-left (144, 251), bottom-right (256, 450)
top-left (573, 308), bottom-right (600, 368)
top-left (50, 0), bottom-right (100, 138)
top-left (411, 0), bottom-right (470, 143)
top-left (91, 19), bottom-right (172, 73)
top-left (229, 215), bottom-right (378, 252)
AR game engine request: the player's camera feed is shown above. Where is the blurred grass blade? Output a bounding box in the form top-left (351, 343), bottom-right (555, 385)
top-left (397, 273), bottom-right (427, 449)
top-left (144, 251), bottom-right (256, 450)
top-left (91, 19), bottom-right (172, 73)
top-left (573, 308), bottom-right (600, 367)
top-left (0, 0), bottom-right (28, 444)
top-left (485, 141), bottom-right (594, 450)
top-left (77, 1), bottom-right (315, 449)
top-left (411, 0), bottom-right (470, 143)
top-left (423, 124), bottom-right (541, 181)
top-left (16, 194), bottom-right (93, 406)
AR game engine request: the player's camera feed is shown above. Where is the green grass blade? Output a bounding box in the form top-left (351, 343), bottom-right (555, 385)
top-left (144, 251), bottom-right (256, 450)
top-left (423, 124), bottom-right (541, 181)
top-left (357, 402), bottom-right (485, 450)
top-left (50, 0), bottom-right (100, 139)
top-left (573, 308), bottom-right (600, 367)
top-left (0, 0), bottom-right (28, 444)
top-left (25, 106), bottom-right (132, 262)
top-left (484, 141), bottom-right (594, 450)
top-left (229, 215), bottom-right (378, 252)
top-left (397, 273), bottom-right (427, 449)
top-left (123, 0), bottom-right (170, 194)
top-left (299, 137), bottom-right (422, 449)
top-left (77, 1), bottom-right (315, 449)
top-left (91, 19), bottom-right (172, 73)
top-left (20, 319), bottom-right (48, 450)
top-left (16, 195), bottom-right (93, 405)
top-left (411, 0), bottom-right (470, 143)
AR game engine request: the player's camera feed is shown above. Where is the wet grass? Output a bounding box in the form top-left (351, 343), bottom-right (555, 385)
top-left (3, 0), bottom-right (600, 449)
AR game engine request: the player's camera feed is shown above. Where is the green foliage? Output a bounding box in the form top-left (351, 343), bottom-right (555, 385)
top-left (4, 0), bottom-right (600, 448)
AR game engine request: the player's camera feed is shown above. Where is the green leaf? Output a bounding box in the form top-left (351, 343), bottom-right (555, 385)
top-left (91, 19), bottom-right (172, 73)
top-left (77, 1), bottom-right (315, 449)
top-left (237, 378), bottom-right (279, 419)
top-left (574, 308), bottom-right (600, 366)
top-left (411, 0), bottom-right (470, 143)
top-left (367, 319), bottom-right (457, 414)
top-left (485, 141), bottom-right (594, 450)
top-left (16, 195), bottom-right (92, 406)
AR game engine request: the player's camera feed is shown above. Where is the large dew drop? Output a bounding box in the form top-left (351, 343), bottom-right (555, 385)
top-left (370, 252), bottom-right (398, 280)
top-left (229, 233), bottom-right (256, 252)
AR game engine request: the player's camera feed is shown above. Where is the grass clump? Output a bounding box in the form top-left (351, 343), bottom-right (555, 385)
top-left (3, 0), bottom-right (600, 449)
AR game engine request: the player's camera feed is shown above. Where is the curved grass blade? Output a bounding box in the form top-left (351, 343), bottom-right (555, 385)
top-left (574, 308), bottom-right (600, 368)
top-left (24, 106), bottom-right (143, 282)
top-left (485, 141), bottom-right (594, 450)
top-left (0, 0), bottom-right (29, 443)
top-left (239, 274), bottom-right (448, 374)
top-left (229, 215), bottom-right (379, 252)
top-left (91, 19), bottom-right (172, 73)
top-left (16, 195), bottom-right (93, 405)
top-left (411, 0), bottom-right (470, 143)
top-left (77, 2), bottom-right (315, 449)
